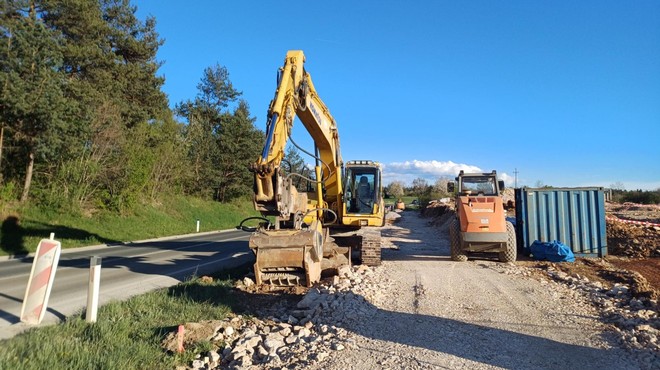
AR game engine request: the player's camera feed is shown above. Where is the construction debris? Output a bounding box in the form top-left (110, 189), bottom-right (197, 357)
top-left (171, 264), bottom-right (390, 369)
top-left (607, 217), bottom-right (660, 258)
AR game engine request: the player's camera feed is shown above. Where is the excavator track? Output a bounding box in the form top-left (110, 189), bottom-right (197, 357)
top-left (331, 227), bottom-right (382, 267)
top-left (359, 227), bottom-right (382, 266)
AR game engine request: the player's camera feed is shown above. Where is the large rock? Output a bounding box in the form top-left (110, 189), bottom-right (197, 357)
top-left (297, 288), bottom-right (322, 309)
top-left (263, 332), bottom-right (285, 353)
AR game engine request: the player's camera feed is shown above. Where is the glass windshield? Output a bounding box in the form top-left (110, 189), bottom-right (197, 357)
top-left (344, 167), bottom-right (380, 214)
top-left (461, 176), bottom-right (496, 195)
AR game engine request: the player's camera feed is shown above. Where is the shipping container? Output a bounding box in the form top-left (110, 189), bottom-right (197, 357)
top-left (514, 187), bottom-right (607, 257)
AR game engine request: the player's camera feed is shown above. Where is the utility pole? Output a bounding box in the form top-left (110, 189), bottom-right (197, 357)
top-left (513, 168), bottom-right (519, 188)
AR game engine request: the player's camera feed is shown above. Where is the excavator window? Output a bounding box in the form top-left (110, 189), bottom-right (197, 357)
top-left (344, 168), bottom-right (379, 214)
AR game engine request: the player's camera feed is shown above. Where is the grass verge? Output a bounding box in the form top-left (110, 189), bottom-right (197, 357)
top-left (0, 195), bottom-right (260, 257)
top-left (0, 270), bottom-right (247, 370)
top-left (384, 196), bottom-right (419, 209)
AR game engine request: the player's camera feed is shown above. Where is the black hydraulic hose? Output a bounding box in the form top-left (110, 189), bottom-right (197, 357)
top-left (289, 136), bottom-right (332, 184)
top-left (301, 208), bottom-right (338, 226)
top-left (261, 113), bottom-right (279, 161)
top-left (237, 217), bottom-right (272, 232)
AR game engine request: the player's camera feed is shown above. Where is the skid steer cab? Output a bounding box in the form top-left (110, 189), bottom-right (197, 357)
top-left (446, 170), bottom-right (516, 263)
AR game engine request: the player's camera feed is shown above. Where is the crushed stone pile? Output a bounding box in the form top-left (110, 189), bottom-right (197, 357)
top-left (384, 210), bottom-right (401, 223)
top-left (607, 218), bottom-right (660, 258)
top-left (541, 265), bottom-right (659, 369)
top-left (175, 264), bottom-right (391, 370)
top-left (607, 202), bottom-right (660, 224)
top-left (501, 187), bottom-right (515, 204)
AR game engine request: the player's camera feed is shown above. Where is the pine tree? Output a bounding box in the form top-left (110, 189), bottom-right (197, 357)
top-left (176, 64), bottom-right (265, 201)
top-left (37, 0), bottom-right (172, 210)
top-left (0, 1), bottom-right (67, 201)
top-left (216, 101), bottom-right (264, 202)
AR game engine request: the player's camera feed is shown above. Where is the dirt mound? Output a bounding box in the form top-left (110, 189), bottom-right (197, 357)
top-left (421, 203), bottom-right (455, 232)
top-left (607, 218), bottom-right (660, 258)
top-left (501, 187), bottom-right (515, 203)
top-left (384, 210), bottom-right (402, 224)
top-left (607, 202), bottom-right (660, 224)
top-left (608, 257), bottom-right (660, 300)
top-left (421, 203), bottom-right (452, 218)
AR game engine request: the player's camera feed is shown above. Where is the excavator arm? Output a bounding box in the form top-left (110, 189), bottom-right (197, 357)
top-left (248, 50), bottom-right (349, 286)
top-left (252, 50), bottom-right (342, 223)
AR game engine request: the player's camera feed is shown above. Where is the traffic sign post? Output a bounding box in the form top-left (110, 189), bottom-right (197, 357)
top-left (21, 237), bottom-right (62, 325)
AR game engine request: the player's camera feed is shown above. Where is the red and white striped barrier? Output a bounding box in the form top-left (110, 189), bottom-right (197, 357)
top-left (606, 216), bottom-right (660, 228)
top-left (21, 238), bottom-right (61, 324)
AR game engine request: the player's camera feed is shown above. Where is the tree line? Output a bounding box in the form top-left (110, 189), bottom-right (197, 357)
top-left (385, 177), bottom-right (452, 204)
top-left (610, 189), bottom-right (660, 205)
top-left (0, 0), bottom-right (264, 213)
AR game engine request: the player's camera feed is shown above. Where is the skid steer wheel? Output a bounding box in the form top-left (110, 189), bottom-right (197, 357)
top-left (499, 221), bottom-right (517, 263)
top-left (449, 218), bottom-right (468, 262)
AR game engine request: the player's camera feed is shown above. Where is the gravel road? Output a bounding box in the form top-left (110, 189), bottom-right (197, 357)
top-left (308, 211), bottom-right (642, 370)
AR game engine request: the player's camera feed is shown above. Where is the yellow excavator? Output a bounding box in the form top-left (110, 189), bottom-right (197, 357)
top-left (244, 50), bottom-right (384, 287)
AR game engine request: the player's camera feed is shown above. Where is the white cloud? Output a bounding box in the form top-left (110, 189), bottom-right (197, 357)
top-left (383, 160), bottom-right (480, 185)
top-left (381, 159), bottom-right (517, 187)
top-left (386, 160), bottom-right (481, 175)
top-left (498, 172), bottom-right (515, 187)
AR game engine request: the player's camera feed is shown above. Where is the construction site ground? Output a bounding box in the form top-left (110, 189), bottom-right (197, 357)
top-left (426, 200), bottom-right (660, 300)
top-left (174, 202), bottom-right (658, 369)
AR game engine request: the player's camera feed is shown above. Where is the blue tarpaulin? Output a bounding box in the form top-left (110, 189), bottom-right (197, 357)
top-left (530, 240), bottom-right (575, 262)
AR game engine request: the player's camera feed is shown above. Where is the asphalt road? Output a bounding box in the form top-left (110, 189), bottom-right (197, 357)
top-left (0, 229), bottom-right (253, 340)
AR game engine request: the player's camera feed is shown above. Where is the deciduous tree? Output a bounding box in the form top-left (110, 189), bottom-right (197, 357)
top-left (386, 181), bottom-right (404, 199)
top-left (411, 177), bottom-right (430, 197)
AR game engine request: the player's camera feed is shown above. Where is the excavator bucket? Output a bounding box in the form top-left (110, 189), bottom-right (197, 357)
top-left (250, 229), bottom-right (323, 287)
top-left (249, 228), bottom-right (351, 287)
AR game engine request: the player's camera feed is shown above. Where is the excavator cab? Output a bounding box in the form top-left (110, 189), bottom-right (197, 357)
top-left (342, 160), bottom-right (384, 226)
top-left (346, 172), bottom-right (377, 214)
top-left (343, 161), bottom-right (380, 215)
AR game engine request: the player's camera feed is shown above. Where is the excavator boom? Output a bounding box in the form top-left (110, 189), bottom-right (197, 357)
top-left (247, 51), bottom-right (384, 286)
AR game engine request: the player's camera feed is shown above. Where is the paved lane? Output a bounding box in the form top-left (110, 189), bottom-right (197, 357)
top-left (0, 229), bottom-right (253, 339)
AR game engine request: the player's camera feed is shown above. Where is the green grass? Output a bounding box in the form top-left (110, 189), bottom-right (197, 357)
top-left (384, 196), bottom-right (419, 207)
top-left (0, 196), bottom-right (260, 368)
top-left (0, 274), bottom-right (242, 370)
top-left (0, 195), bottom-right (261, 257)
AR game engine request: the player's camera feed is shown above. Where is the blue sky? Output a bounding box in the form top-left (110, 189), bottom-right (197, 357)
top-left (134, 1), bottom-right (660, 190)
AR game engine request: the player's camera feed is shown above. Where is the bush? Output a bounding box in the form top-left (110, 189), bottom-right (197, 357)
top-left (621, 190), bottom-right (660, 205)
top-left (0, 181), bottom-right (17, 202)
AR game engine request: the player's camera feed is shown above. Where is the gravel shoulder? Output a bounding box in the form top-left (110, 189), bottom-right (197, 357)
top-left (308, 211), bottom-right (644, 370)
top-left (181, 210), bottom-right (657, 370)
